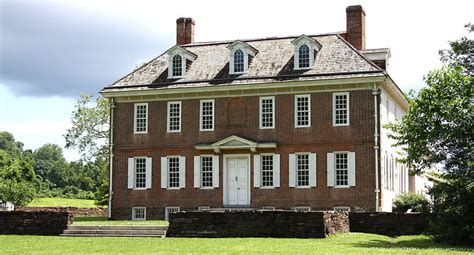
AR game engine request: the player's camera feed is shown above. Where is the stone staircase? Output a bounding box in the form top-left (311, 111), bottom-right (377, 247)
top-left (61, 225), bottom-right (168, 237)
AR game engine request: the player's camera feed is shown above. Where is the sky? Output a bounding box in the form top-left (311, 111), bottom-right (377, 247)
top-left (0, 0), bottom-right (473, 161)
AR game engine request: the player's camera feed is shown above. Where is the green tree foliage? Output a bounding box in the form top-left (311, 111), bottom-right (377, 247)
top-left (0, 132), bottom-right (36, 206)
top-left (64, 94), bottom-right (110, 206)
top-left (33, 144), bottom-right (67, 186)
top-left (387, 27), bottom-right (473, 245)
top-left (392, 192), bottom-right (429, 213)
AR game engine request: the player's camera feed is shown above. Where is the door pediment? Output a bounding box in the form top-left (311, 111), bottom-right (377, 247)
top-left (195, 135), bottom-right (276, 153)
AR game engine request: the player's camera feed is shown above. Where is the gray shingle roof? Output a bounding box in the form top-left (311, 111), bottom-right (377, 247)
top-left (103, 34), bottom-right (383, 92)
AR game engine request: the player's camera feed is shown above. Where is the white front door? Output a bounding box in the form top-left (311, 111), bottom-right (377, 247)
top-left (226, 157), bottom-right (249, 206)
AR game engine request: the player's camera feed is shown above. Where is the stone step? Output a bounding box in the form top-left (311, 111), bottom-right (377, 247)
top-left (63, 229), bottom-right (166, 235)
top-left (60, 233), bottom-right (164, 237)
top-left (67, 225), bottom-right (168, 231)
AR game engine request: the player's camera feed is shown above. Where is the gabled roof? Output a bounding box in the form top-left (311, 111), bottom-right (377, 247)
top-left (227, 40), bottom-right (258, 55)
top-left (291, 35), bottom-right (322, 51)
top-left (165, 45), bottom-right (197, 60)
top-left (195, 135), bottom-right (277, 153)
top-left (103, 33), bottom-right (383, 92)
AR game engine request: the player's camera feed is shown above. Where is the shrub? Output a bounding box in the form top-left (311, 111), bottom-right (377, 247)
top-left (393, 192), bottom-right (429, 213)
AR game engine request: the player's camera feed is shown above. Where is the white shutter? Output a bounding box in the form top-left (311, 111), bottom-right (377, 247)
top-left (127, 158), bottom-right (134, 189)
top-left (161, 157), bottom-right (167, 188)
top-left (194, 156), bottom-right (200, 188)
top-left (179, 156), bottom-right (186, 188)
top-left (348, 152), bottom-right (356, 186)
top-left (327, 153), bottom-right (335, 187)
top-left (274, 154), bottom-right (280, 188)
top-left (212, 155), bottom-right (219, 188)
top-left (253, 155), bottom-right (261, 188)
top-left (289, 154), bottom-right (296, 187)
top-left (309, 153), bottom-right (317, 187)
top-left (145, 157), bottom-right (152, 189)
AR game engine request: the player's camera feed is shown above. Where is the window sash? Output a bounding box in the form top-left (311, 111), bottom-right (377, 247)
top-left (132, 207), bottom-right (146, 220)
top-left (335, 153), bottom-right (348, 186)
top-left (168, 157), bottom-right (180, 188)
top-left (134, 103), bottom-right (148, 133)
top-left (333, 93), bottom-right (349, 126)
top-left (234, 49), bottom-right (244, 73)
top-left (200, 100), bottom-right (214, 131)
top-left (261, 155), bottom-right (274, 187)
top-left (259, 97), bottom-right (275, 129)
top-left (298, 44), bottom-right (310, 68)
top-left (167, 102), bottom-right (181, 132)
top-left (296, 154), bottom-right (309, 187)
top-left (201, 156), bottom-right (213, 187)
top-left (295, 95), bottom-right (310, 127)
top-left (134, 158), bottom-right (146, 188)
top-left (172, 55), bottom-right (183, 77)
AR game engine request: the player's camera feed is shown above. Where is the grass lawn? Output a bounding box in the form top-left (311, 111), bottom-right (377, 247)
top-left (1, 233), bottom-right (472, 255)
top-left (26, 198), bottom-right (98, 208)
top-left (73, 216), bottom-right (168, 226)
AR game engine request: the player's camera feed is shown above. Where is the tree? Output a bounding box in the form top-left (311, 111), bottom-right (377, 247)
top-left (387, 27), bottom-right (473, 245)
top-left (0, 132), bottom-right (37, 206)
top-left (64, 94), bottom-right (110, 206)
top-left (64, 93), bottom-right (109, 162)
top-left (32, 144), bottom-right (67, 186)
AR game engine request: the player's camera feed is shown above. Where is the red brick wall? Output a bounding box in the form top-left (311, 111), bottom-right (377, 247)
top-left (111, 90), bottom-right (376, 219)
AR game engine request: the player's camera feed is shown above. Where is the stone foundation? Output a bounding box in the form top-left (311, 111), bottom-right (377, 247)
top-left (349, 212), bottom-right (428, 236)
top-left (16, 206), bottom-right (107, 216)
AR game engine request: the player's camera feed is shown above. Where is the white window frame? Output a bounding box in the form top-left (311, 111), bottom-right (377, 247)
top-left (334, 206), bottom-right (351, 212)
top-left (132, 207), bottom-right (146, 220)
top-left (200, 155), bottom-right (214, 189)
top-left (199, 99), bottom-right (215, 131)
top-left (169, 54), bottom-right (185, 79)
top-left (295, 153), bottom-right (311, 188)
top-left (167, 101), bottom-right (182, 133)
top-left (165, 206), bottom-right (180, 221)
top-left (334, 152), bottom-right (350, 188)
top-left (167, 156), bottom-right (181, 189)
top-left (259, 96), bottom-right (275, 129)
top-left (198, 206), bottom-right (210, 211)
top-left (332, 92), bottom-right (350, 126)
top-left (133, 157), bottom-right (147, 189)
top-left (294, 206), bottom-right (311, 212)
top-left (260, 153), bottom-right (275, 189)
top-left (230, 48), bottom-right (247, 74)
top-left (133, 103), bottom-right (148, 134)
top-left (294, 94), bottom-right (311, 128)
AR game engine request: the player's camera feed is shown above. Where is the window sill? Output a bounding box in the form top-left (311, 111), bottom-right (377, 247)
top-left (294, 186), bottom-right (312, 189)
top-left (333, 124), bottom-right (350, 127)
top-left (166, 187), bottom-right (181, 190)
top-left (259, 127), bottom-right (275, 130)
top-left (132, 188), bottom-right (148, 191)
top-left (333, 185), bottom-right (351, 189)
top-left (133, 132), bottom-right (148, 134)
top-left (199, 129), bottom-right (214, 132)
top-left (259, 186), bottom-right (276, 189)
top-left (295, 125), bottom-right (311, 128)
top-left (198, 187), bottom-right (214, 190)
top-left (167, 130), bottom-right (181, 133)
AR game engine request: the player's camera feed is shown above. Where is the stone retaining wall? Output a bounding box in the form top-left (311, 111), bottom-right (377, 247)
top-left (349, 212), bottom-right (428, 236)
top-left (166, 210), bottom-right (349, 238)
top-left (16, 206), bottom-right (107, 216)
top-left (0, 211), bottom-right (71, 235)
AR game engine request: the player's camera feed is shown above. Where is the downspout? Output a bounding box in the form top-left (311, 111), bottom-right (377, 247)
top-left (372, 84), bottom-right (381, 212)
top-left (108, 98), bottom-right (116, 218)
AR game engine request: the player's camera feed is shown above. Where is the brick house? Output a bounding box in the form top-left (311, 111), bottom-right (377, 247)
top-left (101, 5), bottom-right (418, 220)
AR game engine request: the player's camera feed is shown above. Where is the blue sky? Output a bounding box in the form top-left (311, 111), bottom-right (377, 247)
top-left (0, 0), bottom-right (472, 161)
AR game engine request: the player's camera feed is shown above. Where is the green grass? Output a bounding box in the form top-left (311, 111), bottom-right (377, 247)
top-left (73, 216), bottom-right (168, 226)
top-left (27, 198), bottom-right (98, 208)
top-left (1, 233), bottom-right (472, 254)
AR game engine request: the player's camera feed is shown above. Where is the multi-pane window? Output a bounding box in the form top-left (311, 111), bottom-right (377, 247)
top-left (333, 93), bottom-right (349, 126)
top-left (335, 153), bottom-right (349, 186)
top-left (134, 158), bottom-right (146, 188)
top-left (167, 102), bottom-right (181, 132)
top-left (201, 156), bottom-right (213, 187)
top-left (132, 207), bottom-right (146, 220)
top-left (260, 97), bottom-right (275, 129)
top-left (261, 155), bottom-right (274, 187)
top-left (172, 55), bottom-right (182, 77)
top-left (298, 44), bottom-right (310, 68)
top-left (134, 103), bottom-right (148, 133)
top-left (234, 49), bottom-right (244, 73)
top-left (200, 100), bottom-right (214, 131)
top-left (296, 154), bottom-right (309, 187)
top-left (295, 95), bottom-right (310, 127)
top-left (168, 157), bottom-right (180, 188)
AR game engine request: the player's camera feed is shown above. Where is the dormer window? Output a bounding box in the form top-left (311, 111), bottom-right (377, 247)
top-left (292, 35), bottom-right (322, 70)
top-left (233, 49), bottom-right (244, 73)
top-left (172, 55), bottom-right (183, 77)
top-left (227, 40), bottom-right (258, 75)
top-left (166, 46), bottom-right (197, 79)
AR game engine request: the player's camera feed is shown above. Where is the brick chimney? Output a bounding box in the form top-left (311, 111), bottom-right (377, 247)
top-left (346, 5), bottom-right (366, 50)
top-left (176, 17), bottom-right (195, 45)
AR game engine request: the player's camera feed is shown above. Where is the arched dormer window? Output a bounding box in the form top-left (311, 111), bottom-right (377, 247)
top-left (298, 44), bottom-right (310, 69)
top-left (166, 46), bottom-right (197, 79)
top-left (233, 49), bottom-right (244, 73)
top-left (227, 40), bottom-right (258, 75)
top-left (172, 55), bottom-right (183, 77)
top-left (291, 35), bottom-right (322, 70)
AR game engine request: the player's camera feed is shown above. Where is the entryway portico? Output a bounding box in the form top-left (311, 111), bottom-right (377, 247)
top-left (195, 135), bottom-right (277, 207)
